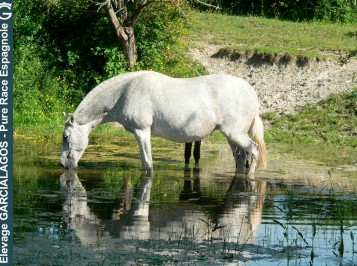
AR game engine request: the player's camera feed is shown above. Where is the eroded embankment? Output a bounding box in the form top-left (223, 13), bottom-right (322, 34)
top-left (191, 45), bottom-right (357, 113)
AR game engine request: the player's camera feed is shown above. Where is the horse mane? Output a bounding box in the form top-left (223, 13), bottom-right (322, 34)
top-left (73, 72), bottom-right (144, 125)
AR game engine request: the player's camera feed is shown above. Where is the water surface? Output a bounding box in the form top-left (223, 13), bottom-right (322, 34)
top-left (14, 134), bottom-right (357, 265)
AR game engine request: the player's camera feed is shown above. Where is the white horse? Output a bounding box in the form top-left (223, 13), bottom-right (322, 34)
top-left (60, 71), bottom-right (267, 174)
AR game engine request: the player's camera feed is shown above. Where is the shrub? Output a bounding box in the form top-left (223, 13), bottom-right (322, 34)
top-left (14, 1), bottom-right (205, 129)
top-left (190, 0), bottom-right (357, 22)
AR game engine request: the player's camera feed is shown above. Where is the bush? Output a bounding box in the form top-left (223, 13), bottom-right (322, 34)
top-left (14, 1), bottom-right (206, 129)
top-left (190, 0), bottom-right (356, 22)
top-left (135, 3), bottom-right (207, 77)
top-left (14, 43), bottom-right (76, 127)
top-left (14, 1), bottom-right (77, 127)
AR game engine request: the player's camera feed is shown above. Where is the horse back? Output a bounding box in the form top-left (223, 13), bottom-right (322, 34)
top-left (118, 72), bottom-right (259, 141)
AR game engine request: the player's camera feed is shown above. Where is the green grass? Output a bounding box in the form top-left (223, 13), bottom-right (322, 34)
top-left (188, 12), bottom-right (357, 58)
top-left (263, 89), bottom-right (357, 147)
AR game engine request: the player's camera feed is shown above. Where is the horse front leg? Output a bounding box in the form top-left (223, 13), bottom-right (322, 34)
top-left (134, 128), bottom-right (153, 175)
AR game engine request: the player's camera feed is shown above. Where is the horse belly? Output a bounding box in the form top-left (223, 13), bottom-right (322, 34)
top-left (151, 125), bottom-right (216, 143)
top-left (151, 112), bottom-right (217, 143)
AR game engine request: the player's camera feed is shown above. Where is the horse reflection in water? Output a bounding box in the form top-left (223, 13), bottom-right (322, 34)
top-left (60, 170), bottom-right (266, 246)
top-left (60, 170), bottom-right (152, 243)
top-left (176, 168), bottom-right (265, 243)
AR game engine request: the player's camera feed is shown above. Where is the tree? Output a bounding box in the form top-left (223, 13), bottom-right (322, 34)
top-left (97, 0), bottom-right (182, 70)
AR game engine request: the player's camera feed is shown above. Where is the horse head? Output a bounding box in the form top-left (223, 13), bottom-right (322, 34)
top-left (60, 113), bottom-right (89, 169)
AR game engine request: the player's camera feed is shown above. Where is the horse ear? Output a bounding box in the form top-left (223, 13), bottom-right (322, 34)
top-left (63, 112), bottom-right (70, 120)
top-left (70, 114), bottom-right (75, 124)
top-left (64, 112), bottom-right (75, 126)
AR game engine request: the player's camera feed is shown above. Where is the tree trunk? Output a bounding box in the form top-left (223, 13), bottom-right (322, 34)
top-left (106, 2), bottom-right (138, 70)
top-left (103, 0), bottom-right (182, 71)
top-left (123, 27), bottom-right (137, 70)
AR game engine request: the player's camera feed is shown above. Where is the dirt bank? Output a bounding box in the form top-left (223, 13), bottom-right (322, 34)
top-left (190, 45), bottom-right (357, 113)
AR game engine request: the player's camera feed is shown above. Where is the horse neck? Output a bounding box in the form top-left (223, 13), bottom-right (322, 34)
top-left (74, 84), bottom-right (124, 130)
top-left (74, 72), bottom-right (145, 130)
top-left (74, 106), bottom-right (115, 131)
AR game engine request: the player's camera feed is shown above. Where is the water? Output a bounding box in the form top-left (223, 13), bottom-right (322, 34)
top-left (14, 134), bottom-right (357, 265)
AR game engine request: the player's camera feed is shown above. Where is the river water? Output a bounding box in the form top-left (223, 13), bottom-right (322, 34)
top-left (14, 134), bottom-right (357, 265)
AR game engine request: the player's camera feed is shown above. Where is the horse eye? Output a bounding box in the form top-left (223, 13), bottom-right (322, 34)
top-left (63, 134), bottom-right (69, 140)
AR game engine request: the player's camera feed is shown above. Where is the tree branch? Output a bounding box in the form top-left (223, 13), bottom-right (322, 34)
top-left (129, 0), bottom-right (154, 26)
top-left (190, 0), bottom-right (221, 10)
top-left (130, 0), bottom-right (186, 25)
top-left (106, 0), bottom-right (128, 41)
top-left (93, 0), bottom-right (109, 12)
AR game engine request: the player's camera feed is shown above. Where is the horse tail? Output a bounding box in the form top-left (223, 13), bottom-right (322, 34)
top-left (249, 115), bottom-right (267, 169)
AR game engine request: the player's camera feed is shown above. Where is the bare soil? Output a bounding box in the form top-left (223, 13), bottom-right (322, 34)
top-left (190, 45), bottom-right (357, 113)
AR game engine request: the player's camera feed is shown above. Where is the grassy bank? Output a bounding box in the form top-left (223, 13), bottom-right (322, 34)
top-left (263, 89), bottom-right (357, 147)
top-left (188, 12), bottom-right (356, 59)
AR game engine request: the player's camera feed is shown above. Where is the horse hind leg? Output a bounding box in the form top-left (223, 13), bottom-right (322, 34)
top-left (185, 141), bottom-right (201, 166)
top-left (184, 142), bottom-right (193, 165)
top-left (226, 133), bottom-right (259, 175)
top-left (193, 141), bottom-right (201, 166)
top-left (245, 153), bottom-right (256, 175)
top-left (228, 140), bottom-right (252, 174)
top-left (228, 140), bottom-right (244, 174)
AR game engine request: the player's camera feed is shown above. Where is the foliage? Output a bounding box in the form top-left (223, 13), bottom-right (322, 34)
top-left (14, 1), bottom-right (77, 127)
top-left (14, 1), bottom-right (205, 128)
top-left (136, 4), bottom-right (188, 72)
top-left (263, 89), bottom-right (357, 147)
top-left (190, 0), bottom-right (357, 22)
top-left (14, 44), bottom-right (75, 127)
